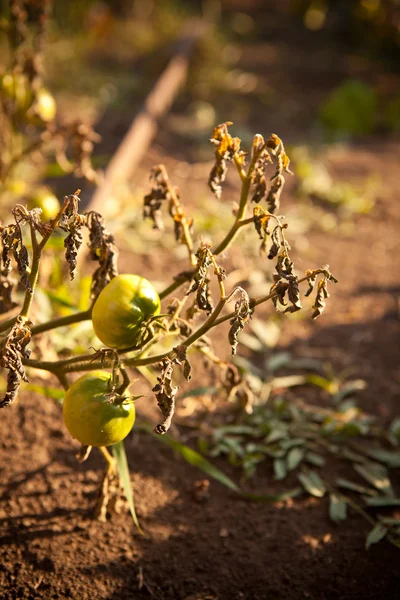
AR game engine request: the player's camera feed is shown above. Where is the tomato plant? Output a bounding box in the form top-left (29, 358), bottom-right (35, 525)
top-left (63, 371), bottom-right (135, 447)
top-left (0, 123), bottom-right (338, 522)
top-left (92, 274), bottom-right (161, 350)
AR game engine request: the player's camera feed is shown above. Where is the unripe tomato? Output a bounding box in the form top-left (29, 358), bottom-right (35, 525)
top-left (63, 371), bottom-right (135, 447)
top-left (92, 274), bottom-right (161, 350)
top-left (1, 73), bottom-right (33, 113)
top-left (28, 87), bottom-right (56, 124)
top-left (28, 187), bottom-right (60, 221)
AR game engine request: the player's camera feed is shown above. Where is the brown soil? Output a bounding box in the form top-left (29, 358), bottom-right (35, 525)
top-left (1, 13), bottom-right (400, 600)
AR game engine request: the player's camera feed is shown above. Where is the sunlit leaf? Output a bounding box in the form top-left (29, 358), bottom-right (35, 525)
top-left (44, 289), bottom-right (77, 309)
top-left (332, 379), bottom-right (367, 404)
top-left (298, 470), bottom-right (326, 497)
top-left (365, 523), bottom-right (388, 550)
top-left (21, 382), bottom-right (64, 402)
top-left (329, 493), bottom-right (347, 523)
top-left (250, 319), bottom-right (281, 349)
top-left (353, 462), bottom-right (394, 497)
top-left (336, 478), bottom-right (376, 496)
top-left (238, 332), bottom-right (265, 353)
top-left (111, 441), bottom-right (142, 533)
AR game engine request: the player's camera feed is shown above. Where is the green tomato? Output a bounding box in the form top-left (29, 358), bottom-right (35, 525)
top-left (28, 87), bottom-right (56, 124)
top-left (63, 371), bottom-right (135, 447)
top-left (92, 274), bottom-right (161, 350)
top-left (28, 187), bottom-right (60, 221)
top-left (1, 73), bottom-right (33, 113)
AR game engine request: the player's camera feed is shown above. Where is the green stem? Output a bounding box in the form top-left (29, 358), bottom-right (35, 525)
top-left (22, 270), bottom-right (320, 375)
top-left (159, 276), bottom-right (193, 301)
top-left (31, 308), bottom-right (92, 336)
top-left (213, 147), bottom-right (259, 256)
top-left (214, 216), bottom-right (253, 256)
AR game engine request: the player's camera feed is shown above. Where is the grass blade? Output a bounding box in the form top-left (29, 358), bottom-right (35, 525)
top-left (139, 424), bottom-right (239, 492)
top-left (241, 488), bottom-right (303, 503)
top-left (111, 441), bottom-right (142, 533)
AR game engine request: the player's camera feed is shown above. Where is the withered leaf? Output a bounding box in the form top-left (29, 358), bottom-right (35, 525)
top-left (152, 359), bottom-right (178, 435)
top-left (85, 211), bottom-right (119, 299)
top-left (0, 317), bottom-right (32, 408)
top-left (208, 122), bottom-right (241, 198)
top-left (228, 288), bottom-right (253, 356)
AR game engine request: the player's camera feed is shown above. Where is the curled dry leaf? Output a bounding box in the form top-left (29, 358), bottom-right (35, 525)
top-left (312, 279), bottom-right (329, 320)
top-left (1, 222), bottom-right (31, 291)
top-left (187, 243), bottom-right (214, 314)
top-left (59, 192), bottom-right (85, 281)
top-left (208, 122), bottom-right (241, 198)
top-left (228, 287), bottom-right (253, 356)
top-left (152, 359), bottom-right (178, 435)
top-left (143, 165), bottom-right (170, 230)
top-left (85, 211), bottom-right (119, 300)
top-left (0, 317), bottom-right (32, 408)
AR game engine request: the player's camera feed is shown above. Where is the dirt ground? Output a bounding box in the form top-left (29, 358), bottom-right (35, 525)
top-left (1, 11), bottom-right (400, 600)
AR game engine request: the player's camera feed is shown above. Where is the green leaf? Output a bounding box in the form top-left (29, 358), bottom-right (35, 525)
top-left (364, 497), bottom-right (400, 507)
top-left (270, 374), bottom-right (336, 393)
top-left (388, 418), bottom-right (400, 445)
top-left (145, 427), bottom-right (240, 492)
top-left (353, 462), bottom-right (394, 497)
top-left (336, 478), bottom-right (376, 496)
top-left (241, 488), bottom-right (303, 503)
top-left (332, 379), bottom-right (367, 404)
top-left (320, 80), bottom-right (377, 137)
top-left (305, 452), bottom-right (326, 467)
top-left (286, 447), bottom-right (305, 471)
top-left (274, 458), bottom-right (287, 481)
top-left (21, 382), bottom-right (64, 401)
top-left (111, 441), bottom-right (142, 533)
top-left (329, 493), bottom-right (347, 523)
top-left (264, 351), bottom-right (291, 373)
top-left (365, 448), bottom-right (400, 468)
top-left (44, 289), bottom-right (77, 309)
top-left (365, 523), bottom-right (388, 550)
top-left (298, 470), bottom-right (326, 497)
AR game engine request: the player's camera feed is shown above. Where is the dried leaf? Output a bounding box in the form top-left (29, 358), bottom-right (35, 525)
top-left (228, 287), bottom-right (253, 356)
top-left (85, 211), bottom-right (119, 299)
top-left (0, 317), bottom-right (32, 408)
top-left (152, 359), bottom-right (178, 435)
top-left (208, 122), bottom-right (241, 198)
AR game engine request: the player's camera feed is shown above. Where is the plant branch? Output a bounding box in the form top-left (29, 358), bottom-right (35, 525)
top-left (21, 269), bottom-right (322, 375)
top-left (31, 308), bottom-right (92, 336)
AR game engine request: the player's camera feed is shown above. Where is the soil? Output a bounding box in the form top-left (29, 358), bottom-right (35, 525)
top-left (1, 10), bottom-right (400, 600)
